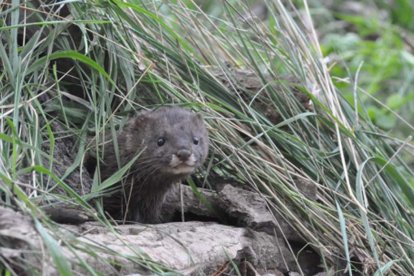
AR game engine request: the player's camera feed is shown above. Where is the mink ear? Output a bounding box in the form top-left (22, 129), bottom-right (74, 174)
top-left (131, 110), bottom-right (152, 128)
top-left (192, 113), bottom-right (204, 124)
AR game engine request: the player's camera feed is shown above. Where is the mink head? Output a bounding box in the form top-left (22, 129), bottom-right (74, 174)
top-left (125, 107), bottom-right (209, 178)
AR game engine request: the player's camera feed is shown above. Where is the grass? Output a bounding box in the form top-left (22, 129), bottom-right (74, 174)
top-left (312, 0), bottom-right (414, 139)
top-left (1, 0), bottom-right (414, 274)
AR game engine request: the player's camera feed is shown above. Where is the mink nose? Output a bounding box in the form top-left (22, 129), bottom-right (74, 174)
top-left (176, 149), bottom-right (191, 161)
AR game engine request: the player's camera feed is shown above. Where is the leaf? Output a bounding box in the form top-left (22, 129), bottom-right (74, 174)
top-left (376, 113), bottom-right (396, 130)
top-left (374, 260), bottom-right (395, 276)
top-left (336, 200), bottom-right (353, 276)
top-left (35, 220), bottom-right (72, 276)
top-left (373, 157), bottom-right (414, 209)
top-left (386, 94), bottom-right (404, 110)
top-left (28, 50), bottom-right (115, 86)
top-left (401, 50), bottom-right (414, 65)
top-left (88, 149), bottom-right (143, 198)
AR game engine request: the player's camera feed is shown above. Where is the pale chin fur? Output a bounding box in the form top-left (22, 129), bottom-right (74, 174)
top-left (164, 154), bottom-right (197, 175)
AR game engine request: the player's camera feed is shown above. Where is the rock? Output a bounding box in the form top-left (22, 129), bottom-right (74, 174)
top-left (162, 183), bottom-right (218, 221)
top-left (163, 183), bottom-right (317, 243)
top-left (0, 206), bottom-right (54, 275)
top-left (0, 206), bottom-right (297, 275)
top-left (217, 184), bottom-right (312, 242)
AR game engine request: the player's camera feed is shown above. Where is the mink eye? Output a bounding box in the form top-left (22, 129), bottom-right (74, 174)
top-left (193, 137), bottom-right (199, 145)
top-left (157, 137), bottom-right (166, 146)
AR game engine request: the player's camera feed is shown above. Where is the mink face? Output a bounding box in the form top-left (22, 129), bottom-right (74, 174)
top-left (125, 107), bottom-right (209, 178)
top-left (100, 107), bottom-right (209, 223)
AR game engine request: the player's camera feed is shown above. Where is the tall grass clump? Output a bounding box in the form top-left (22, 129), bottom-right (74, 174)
top-left (1, 0), bottom-right (414, 274)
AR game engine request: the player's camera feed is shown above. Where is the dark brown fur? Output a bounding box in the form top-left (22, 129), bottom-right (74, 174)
top-left (98, 107), bottom-right (209, 223)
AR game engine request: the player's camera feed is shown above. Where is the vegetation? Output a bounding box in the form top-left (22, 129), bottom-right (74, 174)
top-left (1, 0), bottom-right (413, 274)
top-left (313, 0), bottom-right (414, 140)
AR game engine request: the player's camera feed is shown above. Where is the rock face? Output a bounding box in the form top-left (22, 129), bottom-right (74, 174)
top-left (0, 179), bottom-right (321, 274)
top-left (0, 206), bottom-right (300, 275)
top-left (164, 182), bottom-right (317, 242)
top-left (0, 206), bottom-right (44, 275)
